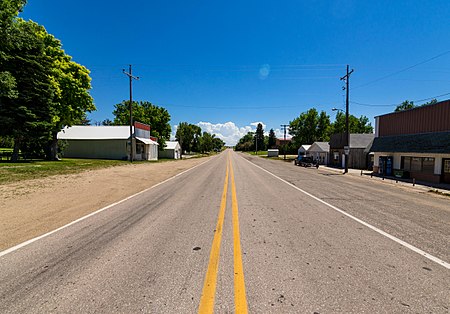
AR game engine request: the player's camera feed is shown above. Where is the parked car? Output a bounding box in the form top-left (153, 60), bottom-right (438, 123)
top-left (294, 155), bottom-right (317, 167)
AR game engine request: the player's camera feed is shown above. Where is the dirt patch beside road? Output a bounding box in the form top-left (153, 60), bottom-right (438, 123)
top-left (0, 157), bottom-right (210, 252)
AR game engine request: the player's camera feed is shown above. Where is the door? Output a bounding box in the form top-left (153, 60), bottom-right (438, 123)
top-left (442, 159), bottom-right (450, 183)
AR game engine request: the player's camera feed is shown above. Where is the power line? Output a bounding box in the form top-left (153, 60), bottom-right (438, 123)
top-left (350, 92), bottom-right (450, 107)
top-left (352, 50), bottom-right (450, 89)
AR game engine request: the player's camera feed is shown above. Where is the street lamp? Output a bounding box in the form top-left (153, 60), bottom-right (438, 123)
top-left (332, 107), bottom-right (349, 173)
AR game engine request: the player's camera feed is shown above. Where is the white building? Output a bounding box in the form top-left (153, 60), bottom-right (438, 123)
top-left (57, 124), bottom-right (159, 161)
top-left (307, 142), bottom-right (330, 165)
top-left (267, 149), bottom-right (279, 157)
top-left (159, 141), bottom-right (181, 159)
top-left (298, 145), bottom-right (311, 156)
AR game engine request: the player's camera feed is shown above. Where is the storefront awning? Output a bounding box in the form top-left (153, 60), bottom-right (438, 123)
top-left (136, 137), bottom-right (159, 145)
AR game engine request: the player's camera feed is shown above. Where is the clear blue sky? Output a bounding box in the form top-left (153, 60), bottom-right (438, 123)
top-left (20, 0), bottom-right (450, 145)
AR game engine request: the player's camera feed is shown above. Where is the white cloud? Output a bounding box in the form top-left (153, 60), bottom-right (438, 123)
top-left (197, 121), bottom-right (255, 146)
top-left (274, 128), bottom-right (292, 139)
top-left (250, 121), bottom-right (266, 129)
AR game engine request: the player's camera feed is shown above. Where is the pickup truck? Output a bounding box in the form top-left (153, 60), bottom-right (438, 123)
top-left (294, 156), bottom-right (318, 167)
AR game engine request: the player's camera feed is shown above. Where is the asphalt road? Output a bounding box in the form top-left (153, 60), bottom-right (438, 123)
top-left (1, 149), bottom-right (449, 313)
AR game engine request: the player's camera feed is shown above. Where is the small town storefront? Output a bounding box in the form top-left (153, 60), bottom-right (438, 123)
top-left (371, 100), bottom-right (450, 185)
top-left (373, 152), bottom-right (450, 184)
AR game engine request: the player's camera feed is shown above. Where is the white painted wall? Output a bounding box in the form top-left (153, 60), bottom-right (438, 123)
top-left (373, 152), bottom-right (450, 175)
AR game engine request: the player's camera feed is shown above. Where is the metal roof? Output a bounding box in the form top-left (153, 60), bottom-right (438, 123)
top-left (330, 133), bottom-right (374, 149)
top-left (308, 142), bottom-right (330, 152)
top-left (164, 141), bottom-right (180, 150)
top-left (370, 132), bottom-right (450, 153)
top-left (58, 126), bottom-right (158, 146)
top-left (58, 126), bottom-right (131, 140)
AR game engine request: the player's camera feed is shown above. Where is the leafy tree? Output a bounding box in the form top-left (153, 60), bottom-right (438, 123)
top-left (394, 100), bottom-right (415, 112)
top-left (0, 71), bottom-right (18, 99)
top-left (1, 2), bottom-right (95, 161)
top-left (0, 0), bottom-right (26, 30)
top-left (289, 108), bottom-right (331, 147)
top-left (101, 118), bottom-right (113, 126)
top-left (199, 132), bottom-right (214, 153)
top-left (317, 111), bottom-right (331, 141)
top-left (330, 111), bottom-right (373, 134)
top-left (0, 136), bottom-right (13, 148)
top-left (394, 99), bottom-right (438, 112)
top-left (113, 100), bottom-right (171, 147)
top-left (212, 137), bottom-right (225, 151)
top-left (268, 128), bottom-right (276, 148)
top-left (235, 132), bottom-right (254, 151)
top-left (422, 98), bottom-right (437, 106)
top-left (0, 18), bottom-right (57, 161)
top-left (355, 115), bottom-right (373, 133)
top-left (255, 123), bottom-right (265, 151)
top-left (175, 122), bottom-right (201, 153)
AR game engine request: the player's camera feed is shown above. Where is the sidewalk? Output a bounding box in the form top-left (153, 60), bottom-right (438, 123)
top-left (318, 165), bottom-right (450, 195)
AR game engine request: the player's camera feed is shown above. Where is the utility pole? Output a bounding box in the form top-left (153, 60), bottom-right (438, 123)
top-left (280, 124), bottom-right (289, 160)
top-left (255, 133), bottom-right (258, 155)
top-left (123, 65), bottom-right (139, 162)
top-left (340, 65), bottom-right (354, 174)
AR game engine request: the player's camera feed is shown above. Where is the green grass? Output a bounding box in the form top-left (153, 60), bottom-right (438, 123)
top-left (244, 151), bottom-right (268, 156)
top-left (244, 151), bottom-right (297, 161)
top-left (0, 158), bottom-right (130, 184)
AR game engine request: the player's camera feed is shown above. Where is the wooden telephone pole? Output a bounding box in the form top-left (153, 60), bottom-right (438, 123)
top-left (340, 65), bottom-right (354, 174)
top-left (123, 65), bottom-right (139, 162)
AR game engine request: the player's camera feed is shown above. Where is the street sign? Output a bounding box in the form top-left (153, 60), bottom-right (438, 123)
top-left (344, 146), bottom-right (350, 155)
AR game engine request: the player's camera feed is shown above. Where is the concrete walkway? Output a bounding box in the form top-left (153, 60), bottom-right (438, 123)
top-left (318, 165), bottom-right (450, 195)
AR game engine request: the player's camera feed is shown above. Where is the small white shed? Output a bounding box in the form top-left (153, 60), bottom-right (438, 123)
top-left (298, 145), bottom-right (311, 156)
top-left (307, 142), bottom-right (330, 165)
top-left (159, 141), bottom-right (182, 159)
top-left (267, 149), bottom-right (279, 157)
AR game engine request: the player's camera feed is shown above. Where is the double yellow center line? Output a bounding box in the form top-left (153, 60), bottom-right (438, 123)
top-left (198, 153), bottom-right (248, 314)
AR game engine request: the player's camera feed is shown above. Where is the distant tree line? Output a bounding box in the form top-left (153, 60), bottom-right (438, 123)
top-left (394, 99), bottom-right (437, 112)
top-left (234, 108), bottom-right (373, 152)
top-left (175, 122), bottom-right (225, 154)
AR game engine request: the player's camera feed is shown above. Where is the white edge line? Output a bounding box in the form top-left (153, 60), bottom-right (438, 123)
top-left (242, 156), bottom-right (450, 270)
top-left (0, 156), bottom-right (216, 258)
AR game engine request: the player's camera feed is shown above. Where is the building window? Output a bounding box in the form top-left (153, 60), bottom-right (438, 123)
top-left (443, 160), bottom-right (450, 173)
top-left (401, 156), bottom-right (434, 173)
top-left (402, 156), bottom-right (411, 171)
top-left (333, 152), bottom-right (339, 161)
top-left (422, 157), bottom-right (435, 173)
top-left (410, 157), bottom-right (421, 172)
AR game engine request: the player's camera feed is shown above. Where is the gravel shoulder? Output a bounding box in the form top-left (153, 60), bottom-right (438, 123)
top-left (0, 157), bottom-right (210, 252)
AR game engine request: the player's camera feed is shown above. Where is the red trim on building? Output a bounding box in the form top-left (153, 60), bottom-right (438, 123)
top-left (134, 121), bottom-right (151, 131)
